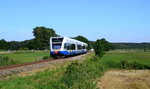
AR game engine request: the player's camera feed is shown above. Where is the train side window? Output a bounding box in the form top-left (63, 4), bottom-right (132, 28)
top-left (64, 43), bottom-right (75, 50)
top-left (83, 46), bottom-right (85, 49)
top-left (64, 43), bottom-right (67, 49)
top-left (77, 45), bottom-right (82, 50)
top-left (64, 43), bottom-right (69, 50)
top-left (71, 44), bottom-right (75, 50)
top-left (64, 43), bottom-right (70, 50)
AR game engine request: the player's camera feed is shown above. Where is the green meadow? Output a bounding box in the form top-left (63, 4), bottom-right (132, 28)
top-left (0, 51), bottom-right (51, 64)
top-left (101, 50), bottom-right (150, 67)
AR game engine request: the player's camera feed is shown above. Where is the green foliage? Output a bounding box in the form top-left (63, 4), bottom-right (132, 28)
top-left (0, 39), bottom-right (10, 50)
top-left (93, 39), bottom-right (105, 58)
top-left (73, 35), bottom-right (91, 50)
top-left (0, 26), bottom-right (58, 50)
top-left (0, 56), bottom-right (16, 66)
top-left (112, 43), bottom-right (150, 49)
top-left (100, 38), bottom-right (111, 51)
top-left (74, 35), bottom-right (89, 44)
top-left (61, 59), bottom-right (106, 89)
top-left (43, 55), bottom-right (51, 60)
top-left (93, 38), bottom-right (111, 58)
top-left (33, 26), bottom-right (58, 50)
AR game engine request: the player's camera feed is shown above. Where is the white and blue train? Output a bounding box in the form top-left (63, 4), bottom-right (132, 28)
top-left (50, 37), bottom-right (88, 57)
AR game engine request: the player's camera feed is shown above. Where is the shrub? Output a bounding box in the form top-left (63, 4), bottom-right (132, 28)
top-left (61, 58), bottom-right (107, 89)
top-left (93, 40), bottom-right (105, 58)
top-left (103, 59), bottom-right (150, 70)
top-left (43, 56), bottom-right (51, 60)
top-left (0, 56), bottom-right (16, 66)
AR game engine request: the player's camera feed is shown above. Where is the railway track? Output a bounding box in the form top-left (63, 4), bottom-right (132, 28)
top-left (0, 58), bottom-right (56, 70)
top-left (0, 52), bottom-right (92, 80)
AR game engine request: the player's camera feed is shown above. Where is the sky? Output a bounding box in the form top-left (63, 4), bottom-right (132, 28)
top-left (0, 0), bottom-right (150, 42)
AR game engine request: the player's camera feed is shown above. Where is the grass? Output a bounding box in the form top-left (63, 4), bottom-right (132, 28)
top-left (0, 50), bottom-right (150, 89)
top-left (0, 51), bottom-right (51, 64)
top-left (101, 50), bottom-right (150, 69)
top-left (0, 68), bottom-right (66, 89)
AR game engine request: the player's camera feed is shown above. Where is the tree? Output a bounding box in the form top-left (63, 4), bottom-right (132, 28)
top-left (93, 39), bottom-right (105, 58)
top-left (100, 38), bottom-right (111, 51)
top-left (74, 35), bottom-right (89, 44)
top-left (0, 39), bottom-right (10, 50)
top-left (33, 26), bottom-right (58, 50)
top-left (93, 38), bottom-right (111, 58)
top-left (74, 35), bottom-right (91, 50)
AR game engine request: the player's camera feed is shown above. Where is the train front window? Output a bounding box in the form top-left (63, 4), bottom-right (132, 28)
top-left (52, 44), bottom-right (61, 49)
top-left (52, 38), bottom-right (63, 42)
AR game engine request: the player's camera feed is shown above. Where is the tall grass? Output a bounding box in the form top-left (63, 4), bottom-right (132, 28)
top-left (61, 59), bottom-right (106, 89)
top-left (0, 56), bottom-right (16, 66)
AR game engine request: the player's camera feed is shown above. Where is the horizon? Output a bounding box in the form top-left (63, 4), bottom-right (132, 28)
top-left (0, 0), bottom-right (150, 42)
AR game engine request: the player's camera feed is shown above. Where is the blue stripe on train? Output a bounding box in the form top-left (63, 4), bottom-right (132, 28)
top-left (59, 51), bottom-right (69, 55)
top-left (50, 50), bottom-right (86, 56)
top-left (50, 51), bottom-right (69, 56)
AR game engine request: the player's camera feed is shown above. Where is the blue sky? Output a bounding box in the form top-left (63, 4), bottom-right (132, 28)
top-left (0, 0), bottom-right (150, 42)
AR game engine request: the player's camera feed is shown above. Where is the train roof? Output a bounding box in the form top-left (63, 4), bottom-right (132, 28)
top-left (51, 37), bottom-right (88, 46)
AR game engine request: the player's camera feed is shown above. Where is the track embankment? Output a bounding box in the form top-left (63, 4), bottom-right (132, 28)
top-left (0, 52), bottom-right (92, 80)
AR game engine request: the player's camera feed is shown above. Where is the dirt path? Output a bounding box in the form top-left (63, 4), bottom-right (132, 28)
top-left (97, 70), bottom-right (150, 89)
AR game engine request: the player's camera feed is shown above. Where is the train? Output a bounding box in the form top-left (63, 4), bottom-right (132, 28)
top-left (50, 37), bottom-right (88, 57)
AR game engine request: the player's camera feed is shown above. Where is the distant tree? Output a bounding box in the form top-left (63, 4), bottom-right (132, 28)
top-left (8, 41), bottom-right (21, 50)
top-left (74, 35), bottom-right (89, 44)
top-left (74, 35), bottom-right (91, 50)
top-left (0, 39), bottom-right (10, 50)
top-left (33, 26), bottom-right (58, 50)
top-left (111, 43), bottom-right (150, 49)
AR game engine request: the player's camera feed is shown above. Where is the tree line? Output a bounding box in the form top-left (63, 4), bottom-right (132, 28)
top-left (0, 27), bottom-right (57, 50)
top-left (1, 26), bottom-right (149, 52)
top-left (111, 43), bottom-right (150, 50)
top-left (0, 26), bottom-right (99, 50)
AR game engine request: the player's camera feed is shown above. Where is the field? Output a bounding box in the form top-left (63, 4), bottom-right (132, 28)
top-left (0, 51), bottom-right (51, 64)
top-left (97, 70), bottom-right (150, 89)
top-left (101, 50), bottom-right (150, 66)
top-left (0, 50), bottom-right (150, 89)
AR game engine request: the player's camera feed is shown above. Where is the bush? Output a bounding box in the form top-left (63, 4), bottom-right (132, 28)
top-left (61, 58), bottom-right (107, 89)
top-left (103, 59), bottom-right (150, 70)
top-left (43, 56), bottom-right (51, 60)
top-left (0, 56), bottom-right (16, 66)
top-left (93, 40), bottom-right (105, 58)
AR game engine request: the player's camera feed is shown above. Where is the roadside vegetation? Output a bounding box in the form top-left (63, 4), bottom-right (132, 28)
top-left (0, 56), bottom-right (16, 66)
